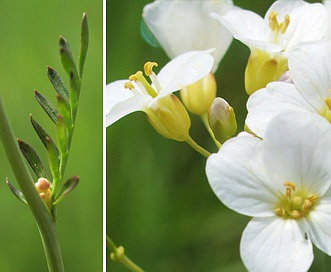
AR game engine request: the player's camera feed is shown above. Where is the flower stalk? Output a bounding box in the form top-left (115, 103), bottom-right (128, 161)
top-left (0, 97), bottom-right (64, 272)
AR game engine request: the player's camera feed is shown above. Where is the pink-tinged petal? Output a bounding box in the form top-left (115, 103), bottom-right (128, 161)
top-left (263, 112), bottom-right (331, 195)
top-left (143, 0), bottom-right (233, 72)
top-left (105, 81), bottom-right (152, 126)
top-left (246, 81), bottom-right (318, 138)
top-left (206, 133), bottom-right (278, 217)
top-left (289, 41), bottom-right (331, 110)
top-left (307, 185), bottom-right (331, 256)
top-left (157, 50), bottom-right (214, 98)
top-left (241, 217), bottom-right (313, 272)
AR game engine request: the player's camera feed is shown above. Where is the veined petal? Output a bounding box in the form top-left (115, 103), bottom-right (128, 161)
top-left (143, 0), bottom-right (233, 72)
top-left (206, 133), bottom-right (278, 217)
top-left (241, 217), bottom-right (313, 272)
top-left (246, 81), bottom-right (318, 138)
top-left (307, 185), bottom-right (331, 256)
top-left (156, 50), bottom-right (214, 98)
top-left (289, 40), bottom-right (331, 110)
top-left (105, 81), bottom-right (152, 126)
top-left (263, 112), bottom-right (331, 195)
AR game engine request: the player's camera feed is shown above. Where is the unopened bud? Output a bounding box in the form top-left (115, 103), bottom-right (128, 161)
top-left (35, 178), bottom-right (51, 208)
top-left (208, 97), bottom-right (237, 143)
top-left (180, 73), bottom-right (217, 115)
top-left (147, 94), bottom-right (191, 141)
top-left (245, 49), bottom-right (288, 95)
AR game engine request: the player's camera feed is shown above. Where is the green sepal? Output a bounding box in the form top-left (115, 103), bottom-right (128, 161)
top-left (78, 13), bottom-right (89, 78)
top-left (30, 114), bottom-right (52, 148)
top-left (47, 66), bottom-right (69, 101)
top-left (53, 176), bottom-right (79, 205)
top-left (34, 90), bottom-right (58, 124)
top-left (45, 136), bottom-right (60, 183)
top-left (140, 20), bottom-right (161, 48)
top-left (57, 94), bottom-right (71, 130)
top-left (17, 138), bottom-right (48, 179)
top-left (59, 36), bottom-right (79, 79)
top-left (6, 178), bottom-right (27, 204)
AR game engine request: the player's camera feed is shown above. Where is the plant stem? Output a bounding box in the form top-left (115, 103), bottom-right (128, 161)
top-left (0, 96), bottom-right (64, 272)
top-left (185, 135), bottom-right (211, 158)
top-left (107, 235), bottom-right (145, 272)
top-left (200, 113), bottom-right (221, 149)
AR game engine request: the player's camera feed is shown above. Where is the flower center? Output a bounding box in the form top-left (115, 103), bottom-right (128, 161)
top-left (275, 181), bottom-right (318, 219)
top-left (268, 11), bottom-right (290, 44)
top-left (124, 62), bottom-right (161, 98)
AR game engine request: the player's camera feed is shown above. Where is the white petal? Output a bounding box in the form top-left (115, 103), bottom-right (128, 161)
top-left (156, 50), bottom-right (214, 98)
top-left (307, 185), bottom-right (331, 256)
top-left (289, 40), bottom-right (331, 110)
top-left (246, 81), bottom-right (318, 138)
top-left (263, 112), bottom-right (331, 196)
top-left (206, 133), bottom-right (278, 217)
top-left (143, 0), bottom-right (233, 72)
top-left (105, 81), bottom-right (152, 126)
top-left (241, 217), bottom-right (313, 272)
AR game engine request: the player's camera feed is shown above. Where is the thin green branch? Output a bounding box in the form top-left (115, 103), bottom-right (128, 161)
top-left (0, 96), bottom-right (64, 272)
top-left (185, 135), bottom-right (211, 158)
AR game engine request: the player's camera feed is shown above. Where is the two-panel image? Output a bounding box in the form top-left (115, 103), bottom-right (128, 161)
top-left (0, 0), bottom-right (330, 271)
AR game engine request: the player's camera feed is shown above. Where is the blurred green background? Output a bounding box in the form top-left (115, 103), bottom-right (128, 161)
top-left (107, 0), bottom-right (330, 272)
top-left (0, 0), bottom-right (102, 271)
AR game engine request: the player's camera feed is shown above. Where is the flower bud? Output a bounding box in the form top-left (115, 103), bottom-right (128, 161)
top-left (245, 49), bottom-right (288, 95)
top-left (147, 94), bottom-right (191, 141)
top-left (180, 72), bottom-right (217, 115)
top-left (208, 97), bottom-right (237, 143)
top-left (35, 177), bottom-right (51, 208)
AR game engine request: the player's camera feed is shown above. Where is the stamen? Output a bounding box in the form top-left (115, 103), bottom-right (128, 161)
top-left (124, 82), bottom-right (135, 90)
top-left (324, 97), bottom-right (331, 111)
top-left (279, 14), bottom-right (290, 34)
top-left (291, 210), bottom-right (304, 219)
top-left (269, 11), bottom-right (279, 31)
top-left (275, 207), bottom-right (284, 216)
top-left (128, 71), bottom-right (158, 97)
top-left (303, 199), bottom-right (312, 211)
top-left (144, 62), bottom-right (158, 76)
top-left (284, 181), bottom-right (296, 191)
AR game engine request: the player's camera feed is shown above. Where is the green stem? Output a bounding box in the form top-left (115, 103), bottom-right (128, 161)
top-left (200, 113), bottom-right (221, 149)
top-left (107, 235), bottom-right (145, 272)
top-left (0, 97), bottom-right (64, 272)
top-left (185, 135), bottom-right (211, 158)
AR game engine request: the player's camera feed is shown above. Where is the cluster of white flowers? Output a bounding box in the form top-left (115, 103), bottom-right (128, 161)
top-left (107, 0), bottom-right (331, 271)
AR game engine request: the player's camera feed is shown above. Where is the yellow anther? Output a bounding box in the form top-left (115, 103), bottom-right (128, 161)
top-left (284, 181), bottom-right (296, 191)
top-left (275, 207), bottom-right (284, 216)
top-left (144, 62), bottom-right (158, 76)
top-left (269, 11), bottom-right (279, 31)
top-left (324, 97), bottom-right (331, 111)
top-left (124, 82), bottom-right (135, 90)
top-left (307, 195), bottom-right (319, 202)
top-left (303, 199), bottom-right (312, 211)
top-left (291, 210), bottom-right (304, 219)
top-left (279, 14), bottom-right (290, 33)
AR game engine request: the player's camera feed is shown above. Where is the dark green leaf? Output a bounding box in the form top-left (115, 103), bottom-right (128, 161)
top-left (30, 115), bottom-right (52, 148)
top-left (47, 66), bottom-right (69, 100)
top-left (6, 178), bottom-right (27, 204)
top-left (34, 90), bottom-right (58, 124)
top-left (57, 94), bottom-right (71, 129)
top-left (59, 36), bottom-right (79, 79)
top-left (56, 114), bottom-right (68, 158)
top-left (18, 139), bottom-right (47, 179)
top-left (53, 175), bottom-right (79, 204)
top-left (78, 13), bottom-right (89, 78)
top-left (46, 136), bottom-right (60, 182)
top-left (140, 20), bottom-right (161, 48)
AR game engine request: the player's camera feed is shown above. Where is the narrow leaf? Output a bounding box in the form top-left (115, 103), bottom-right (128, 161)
top-left (78, 13), bottom-right (89, 78)
top-left (47, 66), bottom-right (69, 100)
top-left (30, 115), bottom-right (51, 148)
top-left (57, 94), bottom-right (71, 129)
top-left (53, 176), bottom-right (79, 205)
top-left (18, 139), bottom-right (47, 179)
top-left (59, 36), bottom-right (79, 79)
top-left (69, 71), bottom-right (80, 119)
top-left (34, 90), bottom-right (58, 124)
top-left (6, 178), bottom-right (27, 204)
top-left (56, 114), bottom-right (68, 159)
top-left (46, 136), bottom-right (60, 182)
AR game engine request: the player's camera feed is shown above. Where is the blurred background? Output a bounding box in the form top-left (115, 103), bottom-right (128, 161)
top-left (0, 0), bottom-right (102, 271)
top-left (107, 0), bottom-right (331, 271)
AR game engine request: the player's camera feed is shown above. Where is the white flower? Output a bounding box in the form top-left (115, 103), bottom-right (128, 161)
top-left (105, 50), bottom-right (214, 127)
top-left (142, 0), bottom-right (234, 72)
top-left (206, 112), bottom-right (331, 272)
top-left (211, 0), bottom-right (328, 94)
top-left (246, 40), bottom-right (331, 138)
